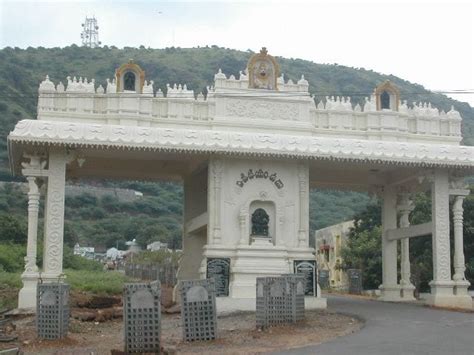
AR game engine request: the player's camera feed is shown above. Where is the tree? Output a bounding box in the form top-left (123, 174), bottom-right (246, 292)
top-left (341, 226), bottom-right (382, 289)
top-left (342, 189), bottom-right (474, 292)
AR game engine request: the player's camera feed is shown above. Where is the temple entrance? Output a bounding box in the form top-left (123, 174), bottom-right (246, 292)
top-left (8, 49), bottom-right (473, 311)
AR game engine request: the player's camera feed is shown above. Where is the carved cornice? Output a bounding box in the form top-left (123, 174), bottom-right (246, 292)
top-left (8, 120), bottom-right (474, 172)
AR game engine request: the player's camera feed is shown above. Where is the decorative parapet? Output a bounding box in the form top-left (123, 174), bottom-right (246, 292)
top-left (213, 68), bottom-right (310, 93)
top-left (166, 83), bottom-right (194, 98)
top-left (312, 96), bottom-right (462, 142)
top-left (36, 73), bottom-right (463, 144)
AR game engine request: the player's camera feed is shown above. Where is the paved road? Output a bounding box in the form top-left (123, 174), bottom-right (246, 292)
top-left (274, 295), bottom-right (474, 355)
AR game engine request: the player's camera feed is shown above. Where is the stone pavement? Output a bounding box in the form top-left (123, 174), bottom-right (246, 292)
top-left (273, 294), bottom-right (474, 355)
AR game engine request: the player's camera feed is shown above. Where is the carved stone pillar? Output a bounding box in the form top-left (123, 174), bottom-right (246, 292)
top-left (397, 192), bottom-right (415, 300)
top-left (297, 163), bottom-right (309, 247)
top-left (210, 158), bottom-right (223, 244)
top-left (428, 169), bottom-right (454, 306)
top-left (18, 176), bottom-right (41, 309)
top-left (25, 177), bottom-right (40, 273)
top-left (380, 186), bottom-right (400, 301)
top-left (42, 150), bottom-right (68, 281)
top-left (452, 195), bottom-right (471, 298)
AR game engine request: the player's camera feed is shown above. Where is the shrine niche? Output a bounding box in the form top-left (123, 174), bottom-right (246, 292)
top-left (247, 199), bottom-right (276, 245)
top-left (374, 80), bottom-right (400, 111)
top-left (247, 47), bottom-right (280, 90)
top-left (251, 208), bottom-right (269, 237)
top-left (115, 59), bottom-right (145, 93)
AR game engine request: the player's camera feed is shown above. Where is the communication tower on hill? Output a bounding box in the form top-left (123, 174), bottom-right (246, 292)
top-left (80, 16), bottom-right (101, 48)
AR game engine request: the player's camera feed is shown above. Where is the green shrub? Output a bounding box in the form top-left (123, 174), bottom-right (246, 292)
top-left (0, 213), bottom-right (27, 244)
top-left (0, 243), bottom-right (25, 272)
top-left (0, 271), bottom-right (21, 288)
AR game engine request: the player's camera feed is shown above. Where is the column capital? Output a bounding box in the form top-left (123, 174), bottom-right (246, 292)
top-left (21, 153), bottom-right (48, 177)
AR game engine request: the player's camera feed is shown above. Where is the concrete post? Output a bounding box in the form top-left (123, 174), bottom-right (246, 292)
top-left (42, 150), bottom-right (67, 281)
top-left (398, 192), bottom-right (415, 301)
top-left (452, 195), bottom-right (466, 282)
top-left (451, 195), bottom-right (471, 307)
top-left (379, 186), bottom-right (400, 301)
top-left (428, 169), bottom-right (455, 307)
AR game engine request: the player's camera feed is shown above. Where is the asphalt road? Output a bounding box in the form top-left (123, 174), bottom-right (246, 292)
top-left (273, 295), bottom-right (474, 355)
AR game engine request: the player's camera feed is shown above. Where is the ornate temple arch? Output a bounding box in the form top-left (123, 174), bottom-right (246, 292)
top-left (247, 47), bottom-right (280, 90)
top-left (115, 59), bottom-right (145, 93)
top-left (374, 80), bottom-right (400, 111)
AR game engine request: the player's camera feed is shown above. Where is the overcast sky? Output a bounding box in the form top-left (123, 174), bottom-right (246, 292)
top-left (1, 0), bottom-right (473, 106)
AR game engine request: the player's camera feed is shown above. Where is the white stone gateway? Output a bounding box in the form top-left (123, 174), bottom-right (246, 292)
top-left (8, 49), bottom-right (473, 311)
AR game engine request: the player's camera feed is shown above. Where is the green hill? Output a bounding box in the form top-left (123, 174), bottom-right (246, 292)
top-left (0, 45), bottom-right (472, 249)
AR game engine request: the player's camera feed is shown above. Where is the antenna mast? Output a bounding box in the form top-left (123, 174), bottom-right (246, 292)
top-left (81, 16), bottom-right (101, 48)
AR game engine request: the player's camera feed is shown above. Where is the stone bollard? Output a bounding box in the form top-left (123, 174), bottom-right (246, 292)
top-left (123, 281), bottom-right (161, 354)
top-left (36, 282), bottom-right (70, 339)
top-left (180, 279), bottom-right (217, 341)
top-left (256, 276), bottom-right (300, 329)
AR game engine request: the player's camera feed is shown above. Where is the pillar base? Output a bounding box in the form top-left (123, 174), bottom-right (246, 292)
top-left (425, 280), bottom-right (471, 309)
top-left (453, 280), bottom-right (470, 296)
top-left (450, 280), bottom-right (473, 310)
top-left (400, 284), bottom-right (416, 301)
top-left (378, 285), bottom-right (402, 302)
top-left (18, 272), bottom-right (39, 311)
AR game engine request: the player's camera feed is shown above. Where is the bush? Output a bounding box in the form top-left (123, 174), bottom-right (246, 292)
top-left (0, 213), bottom-right (27, 244)
top-left (0, 243), bottom-right (25, 272)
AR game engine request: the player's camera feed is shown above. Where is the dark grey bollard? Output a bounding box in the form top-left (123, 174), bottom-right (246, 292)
top-left (319, 269), bottom-right (330, 289)
top-left (281, 273), bottom-right (306, 322)
top-left (180, 279), bottom-right (217, 341)
top-left (36, 282), bottom-right (70, 339)
top-left (256, 276), bottom-right (300, 329)
top-left (347, 269), bottom-right (363, 294)
top-left (123, 281), bottom-right (161, 354)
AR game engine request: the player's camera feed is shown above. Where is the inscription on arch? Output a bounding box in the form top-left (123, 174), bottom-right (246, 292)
top-left (236, 169), bottom-right (284, 189)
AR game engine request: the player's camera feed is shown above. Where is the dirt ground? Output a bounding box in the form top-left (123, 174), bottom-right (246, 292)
top-left (1, 309), bottom-right (362, 355)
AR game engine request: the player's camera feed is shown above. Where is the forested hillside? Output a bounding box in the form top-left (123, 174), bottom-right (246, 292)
top-left (0, 45), bottom-right (472, 250)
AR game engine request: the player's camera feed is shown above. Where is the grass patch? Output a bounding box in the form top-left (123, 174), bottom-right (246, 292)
top-left (0, 270), bottom-right (129, 310)
top-left (65, 269), bottom-right (130, 295)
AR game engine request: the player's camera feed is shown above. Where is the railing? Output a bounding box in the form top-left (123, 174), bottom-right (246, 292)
top-left (36, 75), bottom-right (463, 144)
